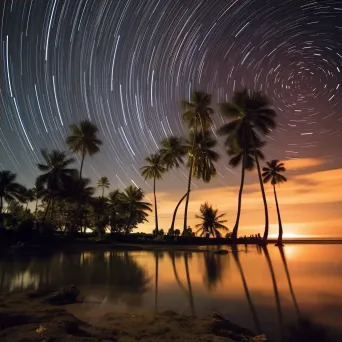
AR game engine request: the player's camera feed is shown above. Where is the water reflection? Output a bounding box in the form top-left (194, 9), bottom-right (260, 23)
top-left (1, 244), bottom-right (341, 341)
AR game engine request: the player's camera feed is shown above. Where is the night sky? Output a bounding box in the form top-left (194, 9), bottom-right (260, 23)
top-left (1, 0), bottom-right (342, 235)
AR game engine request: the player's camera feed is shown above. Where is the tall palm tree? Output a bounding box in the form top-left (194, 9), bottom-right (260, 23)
top-left (32, 183), bottom-right (44, 219)
top-left (181, 91), bottom-right (214, 233)
top-left (159, 136), bottom-right (187, 233)
top-left (159, 136), bottom-right (187, 170)
top-left (97, 176), bottom-right (110, 197)
top-left (36, 149), bottom-right (76, 221)
top-left (120, 186), bottom-right (152, 234)
top-left (262, 160), bottom-right (287, 246)
top-left (226, 144), bottom-right (265, 240)
top-left (195, 202), bottom-right (228, 238)
top-left (140, 153), bottom-right (166, 234)
top-left (0, 170), bottom-right (25, 216)
top-left (183, 131), bottom-right (219, 234)
top-left (218, 89), bottom-right (277, 242)
top-left (66, 120), bottom-right (102, 179)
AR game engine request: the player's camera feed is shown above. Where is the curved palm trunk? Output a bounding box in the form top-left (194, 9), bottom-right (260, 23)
top-left (231, 245), bottom-right (261, 333)
top-left (184, 254), bottom-right (195, 315)
top-left (274, 185), bottom-right (283, 246)
top-left (263, 246), bottom-right (283, 340)
top-left (183, 120), bottom-right (198, 234)
top-left (232, 151), bottom-right (246, 241)
top-left (154, 253), bottom-right (159, 312)
top-left (153, 176), bottom-right (158, 234)
top-left (34, 197), bottom-right (39, 219)
top-left (253, 149), bottom-right (269, 242)
top-left (278, 247), bottom-right (300, 318)
top-left (42, 198), bottom-right (52, 222)
top-left (183, 161), bottom-right (194, 234)
top-left (79, 147), bottom-right (86, 180)
top-left (170, 191), bottom-right (189, 233)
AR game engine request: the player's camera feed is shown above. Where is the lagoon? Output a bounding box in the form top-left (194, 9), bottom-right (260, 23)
top-left (1, 244), bottom-right (341, 341)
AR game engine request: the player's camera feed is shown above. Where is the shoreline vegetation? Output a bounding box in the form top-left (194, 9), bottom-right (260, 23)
top-left (1, 89), bottom-right (292, 248)
top-left (0, 288), bottom-right (264, 342)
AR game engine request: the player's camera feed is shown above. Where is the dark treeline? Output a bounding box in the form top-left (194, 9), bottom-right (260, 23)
top-left (0, 88), bottom-right (288, 245)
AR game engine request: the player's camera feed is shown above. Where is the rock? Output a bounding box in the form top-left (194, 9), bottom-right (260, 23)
top-left (214, 249), bottom-right (228, 255)
top-left (45, 285), bottom-right (80, 305)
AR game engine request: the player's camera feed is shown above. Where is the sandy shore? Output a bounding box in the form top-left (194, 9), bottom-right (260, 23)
top-left (0, 289), bottom-right (264, 341)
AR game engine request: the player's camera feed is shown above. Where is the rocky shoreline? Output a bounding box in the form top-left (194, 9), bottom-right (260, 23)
top-left (0, 286), bottom-right (266, 341)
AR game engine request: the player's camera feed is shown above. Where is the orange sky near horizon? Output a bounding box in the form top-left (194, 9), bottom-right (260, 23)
top-left (138, 158), bottom-right (342, 238)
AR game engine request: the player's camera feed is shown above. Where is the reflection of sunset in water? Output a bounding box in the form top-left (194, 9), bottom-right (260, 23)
top-left (1, 245), bottom-right (341, 341)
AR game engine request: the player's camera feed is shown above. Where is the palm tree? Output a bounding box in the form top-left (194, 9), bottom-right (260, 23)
top-left (159, 136), bottom-right (187, 170)
top-left (120, 186), bottom-right (152, 234)
top-left (218, 89), bottom-right (277, 242)
top-left (108, 189), bottom-right (122, 233)
top-left (159, 136), bottom-right (188, 233)
top-left (36, 149), bottom-right (76, 221)
top-left (140, 153), bottom-right (166, 234)
top-left (32, 183), bottom-right (44, 219)
top-left (183, 131), bottom-right (219, 234)
top-left (226, 144), bottom-right (265, 240)
top-left (262, 160), bottom-right (287, 246)
top-left (181, 91), bottom-right (214, 233)
top-left (97, 176), bottom-right (110, 197)
top-left (0, 170), bottom-right (25, 215)
top-left (66, 120), bottom-right (102, 179)
top-left (195, 202), bottom-right (228, 238)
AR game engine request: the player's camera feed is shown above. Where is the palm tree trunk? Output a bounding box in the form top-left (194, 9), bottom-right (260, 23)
top-left (274, 185), bottom-right (283, 246)
top-left (34, 198), bottom-right (38, 219)
top-left (42, 198), bottom-right (52, 222)
top-left (184, 254), bottom-right (195, 315)
top-left (183, 119), bottom-right (198, 234)
top-left (79, 146), bottom-right (86, 180)
top-left (102, 187), bottom-right (104, 198)
top-left (153, 176), bottom-right (158, 234)
top-left (232, 151), bottom-right (246, 241)
top-left (232, 246), bottom-right (262, 333)
top-left (25, 203), bottom-right (28, 211)
top-left (183, 160), bottom-right (194, 234)
top-left (263, 246), bottom-right (283, 340)
top-left (253, 148), bottom-right (269, 242)
top-left (170, 191), bottom-right (189, 233)
top-left (126, 204), bottom-right (133, 234)
top-left (278, 247), bottom-right (300, 318)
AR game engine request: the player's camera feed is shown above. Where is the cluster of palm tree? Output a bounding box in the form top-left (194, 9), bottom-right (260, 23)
top-left (141, 88), bottom-right (287, 245)
top-left (1, 87), bottom-right (288, 243)
top-left (0, 121), bottom-right (152, 234)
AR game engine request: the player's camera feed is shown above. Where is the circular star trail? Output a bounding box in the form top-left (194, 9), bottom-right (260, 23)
top-left (0, 0), bottom-right (341, 190)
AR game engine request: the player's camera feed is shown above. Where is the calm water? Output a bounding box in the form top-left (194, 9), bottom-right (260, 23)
top-left (1, 244), bottom-right (342, 341)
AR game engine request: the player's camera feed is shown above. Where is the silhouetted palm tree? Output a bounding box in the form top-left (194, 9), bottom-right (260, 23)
top-left (108, 189), bottom-right (122, 233)
top-left (181, 91), bottom-right (214, 233)
top-left (0, 171), bottom-right (25, 222)
top-left (66, 120), bottom-right (102, 179)
top-left (120, 186), bottom-right (152, 234)
top-left (203, 253), bottom-right (223, 290)
top-left (218, 89), bottom-right (277, 242)
top-left (140, 153), bottom-right (166, 234)
top-left (226, 144), bottom-right (264, 240)
top-left (159, 136), bottom-right (187, 170)
top-left (262, 160), bottom-right (287, 246)
top-left (97, 176), bottom-right (110, 197)
top-left (182, 131), bottom-right (219, 234)
top-left (195, 202), bottom-right (228, 238)
top-left (169, 191), bottom-right (189, 234)
top-left (36, 149), bottom-right (76, 221)
top-left (32, 182), bottom-right (44, 219)
top-left (22, 188), bottom-right (35, 211)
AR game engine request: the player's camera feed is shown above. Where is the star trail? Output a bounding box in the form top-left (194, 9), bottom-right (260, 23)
top-left (0, 0), bottom-right (342, 191)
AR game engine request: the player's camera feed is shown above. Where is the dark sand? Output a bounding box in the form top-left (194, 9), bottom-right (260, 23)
top-left (0, 290), bottom-right (265, 342)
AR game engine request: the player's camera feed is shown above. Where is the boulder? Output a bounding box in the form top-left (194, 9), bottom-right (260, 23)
top-left (45, 285), bottom-right (80, 305)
